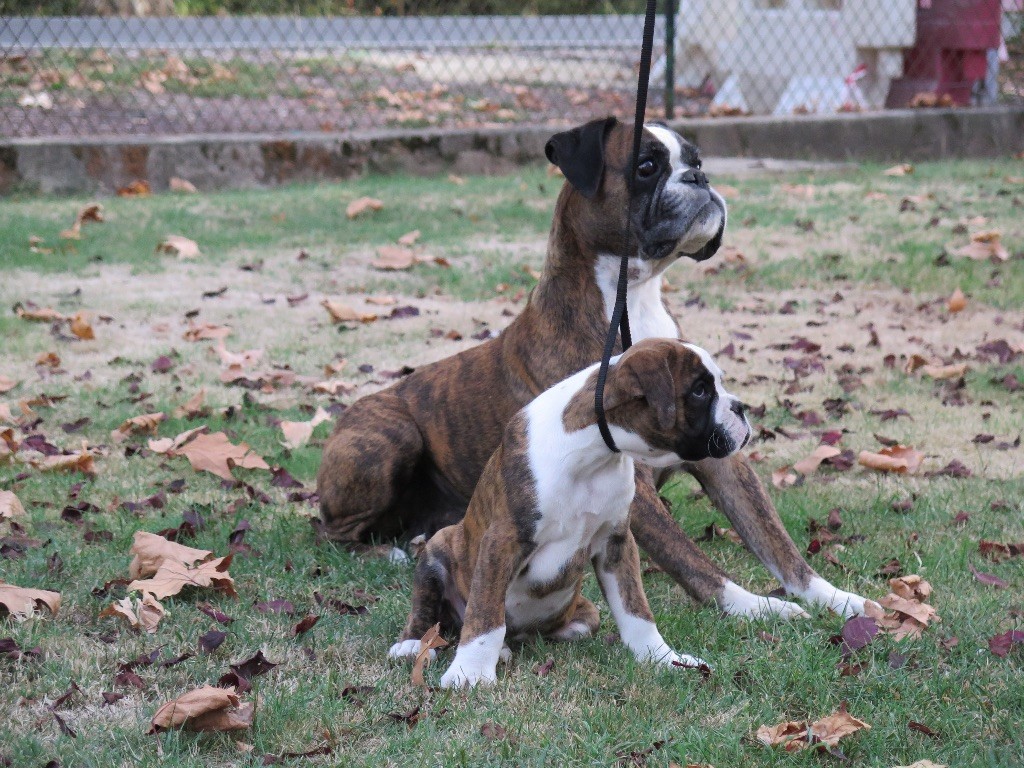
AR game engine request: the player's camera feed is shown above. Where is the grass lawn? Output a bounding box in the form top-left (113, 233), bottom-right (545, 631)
top-left (1, 157), bottom-right (1022, 767)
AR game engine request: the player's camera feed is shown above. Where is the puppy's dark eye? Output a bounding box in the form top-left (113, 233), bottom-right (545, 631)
top-left (690, 382), bottom-right (707, 399)
top-left (694, 158), bottom-right (702, 170)
top-left (636, 159), bottom-right (657, 178)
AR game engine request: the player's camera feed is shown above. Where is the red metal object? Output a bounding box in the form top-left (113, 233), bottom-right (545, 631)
top-left (887, 0), bottom-right (1002, 107)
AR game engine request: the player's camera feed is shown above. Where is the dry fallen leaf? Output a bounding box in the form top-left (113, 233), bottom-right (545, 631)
top-left (128, 530), bottom-right (213, 579)
top-left (321, 299), bottom-right (377, 324)
top-left (111, 411), bottom-right (166, 443)
top-left (0, 490), bottom-right (25, 519)
top-left (0, 375), bottom-right (17, 394)
top-left (883, 163), bottom-right (913, 176)
top-left (183, 322), bottom-right (232, 342)
top-left (26, 446), bottom-right (96, 475)
top-left (771, 465), bottom-right (799, 489)
top-left (345, 197), bottom-right (384, 219)
top-left (947, 288), bottom-right (967, 313)
top-left (59, 202), bottom-right (104, 239)
top-left (858, 445), bottom-right (924, 474)
top-left (156, 235), bottom-right (201, 259)
top-left (890, 574), bottom-right (932, 602)
top-left (920, 363), bottom-right (968, 380)
top-left (0, 581), bottom-right (61, 618)
top-left (864, 575), bottom-right (939, 640)
top-left (15, 305), bottom-right (64, 323)
top-left (397, 229), bottom-right (421, 246)
top-left (173, 388), bottom-right (206, 419)
top-left (100, 594), bottom-right (166, 634)
top-left (311, 379), bottom-right (358, 396)
top-left (69, 311), bottom-right (95, 340)
top-left (952, 230), bottom-right (1010, 262)
top-left (36, 351), bottom-right (60, 369)
top-left (894, 761), bottom-right (947, 768)
top-left (793, 445), bottom-right (841, 476)
top-left (148, 425), bottom-right (207, 455)
top-left (364, 295), bottom-right (397, 306)
top-left (118, 180), bottom-right (151, 197)
top-left (279, 407), bottom-right (332, 450)
top-left (756, 707), bottom-right (870, 751)
top-left (169, 176), bottom-right (198, 193)
top-left (411, 623), bottom-right (449, 686)
top-left (372, 245), bottom-right (417, 271)
top-left (215, 342), bottom-right (263, 370)
top-left (149, 685), bottom-right (253, 734)
top-left (175, 431), bottom-right (269, 481)
top-left (130, 555), bottom-right (236, 600)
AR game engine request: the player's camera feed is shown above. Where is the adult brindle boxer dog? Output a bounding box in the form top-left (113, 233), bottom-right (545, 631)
top-left (318, 116), bottom-right (877, 620)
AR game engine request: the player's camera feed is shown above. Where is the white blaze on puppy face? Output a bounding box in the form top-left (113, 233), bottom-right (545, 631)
top-left (644, 124), bottom-right (726, 255)
top-left (683, 342), bottom-right (750, 453)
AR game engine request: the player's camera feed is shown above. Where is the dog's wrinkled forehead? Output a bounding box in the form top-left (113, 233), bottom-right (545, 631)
top-left (681, 342), bottom-right (724, 385)
top-left (644, 124), bottom-right (701, 172)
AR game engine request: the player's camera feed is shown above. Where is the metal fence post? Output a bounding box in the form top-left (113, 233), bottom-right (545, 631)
top-left (664, 0), bottom-right (676, 120)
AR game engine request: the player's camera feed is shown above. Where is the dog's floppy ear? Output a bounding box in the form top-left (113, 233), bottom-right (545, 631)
top-left (605, 348), bottom-right (677, 431)
top-left (544, 116), bottom-right (617, 199)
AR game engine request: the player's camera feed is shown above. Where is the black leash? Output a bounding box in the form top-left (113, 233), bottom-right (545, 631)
top-left (594, 0), bottom-right (659, 453)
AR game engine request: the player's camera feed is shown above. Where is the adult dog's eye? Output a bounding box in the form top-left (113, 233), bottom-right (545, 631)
top-left (636, 159), bottom-right (657, 178)
top-left (694, 158), bottom-right (702, 170)
top-left (690, 382), bottom-right (707, 399)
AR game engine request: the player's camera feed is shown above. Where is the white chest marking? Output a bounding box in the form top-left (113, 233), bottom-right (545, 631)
top-left (502, 366), bottom-right (641, 631)
top-left (594, 256), bottom-right (679, 343)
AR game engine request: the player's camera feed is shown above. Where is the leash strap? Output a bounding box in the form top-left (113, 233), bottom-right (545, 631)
top-left (595, 0), bottom-right (658, 453)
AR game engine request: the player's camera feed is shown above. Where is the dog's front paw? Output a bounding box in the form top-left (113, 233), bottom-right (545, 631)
top-left (388, 639), bottom-right (435, 661)
top-left (801, 578), bottom-right (877, 618)
top-left (665, 651), bottom-right (709, 670)
top-left (720, 582), bottom-right (810, 620)
top-left (439, 661), bottom-right (497, 689)
top-left (636, 643), bottom-right (708, 670)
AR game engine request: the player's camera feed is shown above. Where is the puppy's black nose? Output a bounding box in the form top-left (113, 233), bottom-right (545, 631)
top-left (680, 168), bottom-right (709, 188)
top-left (730, 400), bottom-right (746, 418)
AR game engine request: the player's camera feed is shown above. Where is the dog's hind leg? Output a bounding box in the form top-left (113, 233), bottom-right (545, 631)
top-left (317, 393), bottom-right (423, 543)
top-left (548, 595), bottom-right (600, 642)
top-left (688, 455), bottom-right (879, 618)
top-left (389, 534), bottom-right (456, 660)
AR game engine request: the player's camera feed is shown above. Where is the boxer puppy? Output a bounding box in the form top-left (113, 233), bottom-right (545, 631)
top-left (319, 116), bottom-right (876, 621)
top-left (390, 339), bottom-right (749, 687)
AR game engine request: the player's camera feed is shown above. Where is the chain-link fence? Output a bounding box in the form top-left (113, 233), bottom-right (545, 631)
top-left (2, 1), bottom-right (1022, 140)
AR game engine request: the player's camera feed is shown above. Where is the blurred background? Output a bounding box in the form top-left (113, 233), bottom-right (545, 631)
top-left (2, 0), bottom-right (1022, 139)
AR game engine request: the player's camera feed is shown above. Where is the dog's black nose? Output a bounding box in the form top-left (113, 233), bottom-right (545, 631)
top-left (680, 168), bottom-right (709, 188)
top-left (730, 400), bottom-right (746, 418)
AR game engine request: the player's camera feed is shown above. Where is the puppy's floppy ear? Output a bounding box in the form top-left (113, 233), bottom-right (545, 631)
top-left (544, 116), bottom-right (617, 199)
top-left (605, 351), bottom-right (677, 431)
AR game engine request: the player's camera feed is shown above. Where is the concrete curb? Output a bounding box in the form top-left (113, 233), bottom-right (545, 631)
top-left (2, 107), bottom-right (1022, 195)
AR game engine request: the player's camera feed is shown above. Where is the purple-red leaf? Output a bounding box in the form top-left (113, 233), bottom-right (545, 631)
top-left (969, 563), bottom-right (1009, 589)
top-left (988, 629), bottom-right (1024, 657)
top-left (840, 616), bottom-right (878, 656)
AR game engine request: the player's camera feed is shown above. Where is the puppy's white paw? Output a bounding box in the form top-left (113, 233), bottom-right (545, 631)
top-left (388, 639), bottom-right (435, 661)
top-left (439, 661), bottom-right (497, 689)
top-left (550, 619), bottom-right (594, 641)
top-left (498, 645), bottom-right (512, 664)
top-left (720, 582), bottom-right (810, 619)
top-left (667, 652), bottom-right (709, 670)
top-left (637, 644), bottom-right (708, 670)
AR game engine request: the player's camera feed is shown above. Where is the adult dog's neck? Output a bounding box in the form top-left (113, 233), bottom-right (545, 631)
top-left (532, 189), bottom-right (616, 318)
top-left (530, 187), bottom-right (676, 347)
